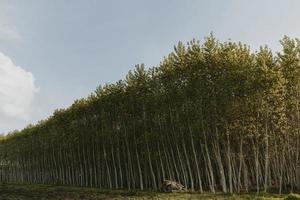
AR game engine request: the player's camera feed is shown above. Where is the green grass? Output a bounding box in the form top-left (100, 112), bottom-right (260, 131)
top-left (284, 193), bottom-right (300, 200)
top-left (0, 183), bottom-right (293, 200)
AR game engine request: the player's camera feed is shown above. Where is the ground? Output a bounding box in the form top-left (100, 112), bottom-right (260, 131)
top-left (0, 183), bottom-right (294, 200)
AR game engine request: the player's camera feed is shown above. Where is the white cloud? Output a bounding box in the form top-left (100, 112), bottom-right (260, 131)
top-left (0, 24), bottom-right (21, 40)
top-left (0, 52), bottom-right (38, 120)
top-left (0, 2), bottom-right (21, 41)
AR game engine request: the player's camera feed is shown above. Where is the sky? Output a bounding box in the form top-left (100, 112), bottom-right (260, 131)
top-left (0, 0), bottom-right (300, 134)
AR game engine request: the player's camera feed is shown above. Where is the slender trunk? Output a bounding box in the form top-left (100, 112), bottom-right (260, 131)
top-left (264, 117), bottom-right (269, 193)
top-left (237, 136), bottom-right (244, 193)
top-left (226, 126), bottom-right (232, 193)
top-left (188, 123), bottom-right (203, 192)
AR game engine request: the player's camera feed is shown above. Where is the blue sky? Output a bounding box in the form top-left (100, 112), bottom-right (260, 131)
top-left (0, 0), bottom-right (300, 133)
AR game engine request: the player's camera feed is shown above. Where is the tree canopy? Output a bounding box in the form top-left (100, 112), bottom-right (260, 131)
top-left (1, 35), bottom-right (300, 193)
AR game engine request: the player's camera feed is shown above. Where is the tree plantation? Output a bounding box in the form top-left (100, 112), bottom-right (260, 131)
top-left (1, 36), bottom-right (300, 194)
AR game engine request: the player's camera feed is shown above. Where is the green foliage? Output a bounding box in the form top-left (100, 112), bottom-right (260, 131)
top-left (0, 35), bottom-right (300, 193)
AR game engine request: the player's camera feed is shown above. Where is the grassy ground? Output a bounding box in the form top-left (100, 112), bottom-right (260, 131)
top-left (0, 183), bottom-right (294, 200)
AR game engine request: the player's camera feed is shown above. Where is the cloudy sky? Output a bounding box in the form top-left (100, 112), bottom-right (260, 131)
top-left (0, 0), bottom-right (300, 134)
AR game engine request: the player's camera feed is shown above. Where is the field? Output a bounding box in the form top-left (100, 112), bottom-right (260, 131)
top-left (0, 183), bottom-right (295, 200)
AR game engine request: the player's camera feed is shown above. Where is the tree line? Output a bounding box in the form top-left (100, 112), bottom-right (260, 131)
top-left (1, 35), bottom-right (300, 193)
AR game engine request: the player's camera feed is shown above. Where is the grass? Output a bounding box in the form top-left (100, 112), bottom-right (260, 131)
top-left (0, 183), bottom-right (294, 200)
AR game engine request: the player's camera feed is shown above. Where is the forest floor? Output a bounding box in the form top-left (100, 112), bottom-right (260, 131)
top-left (0, 183), bottom-right (295, 200)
